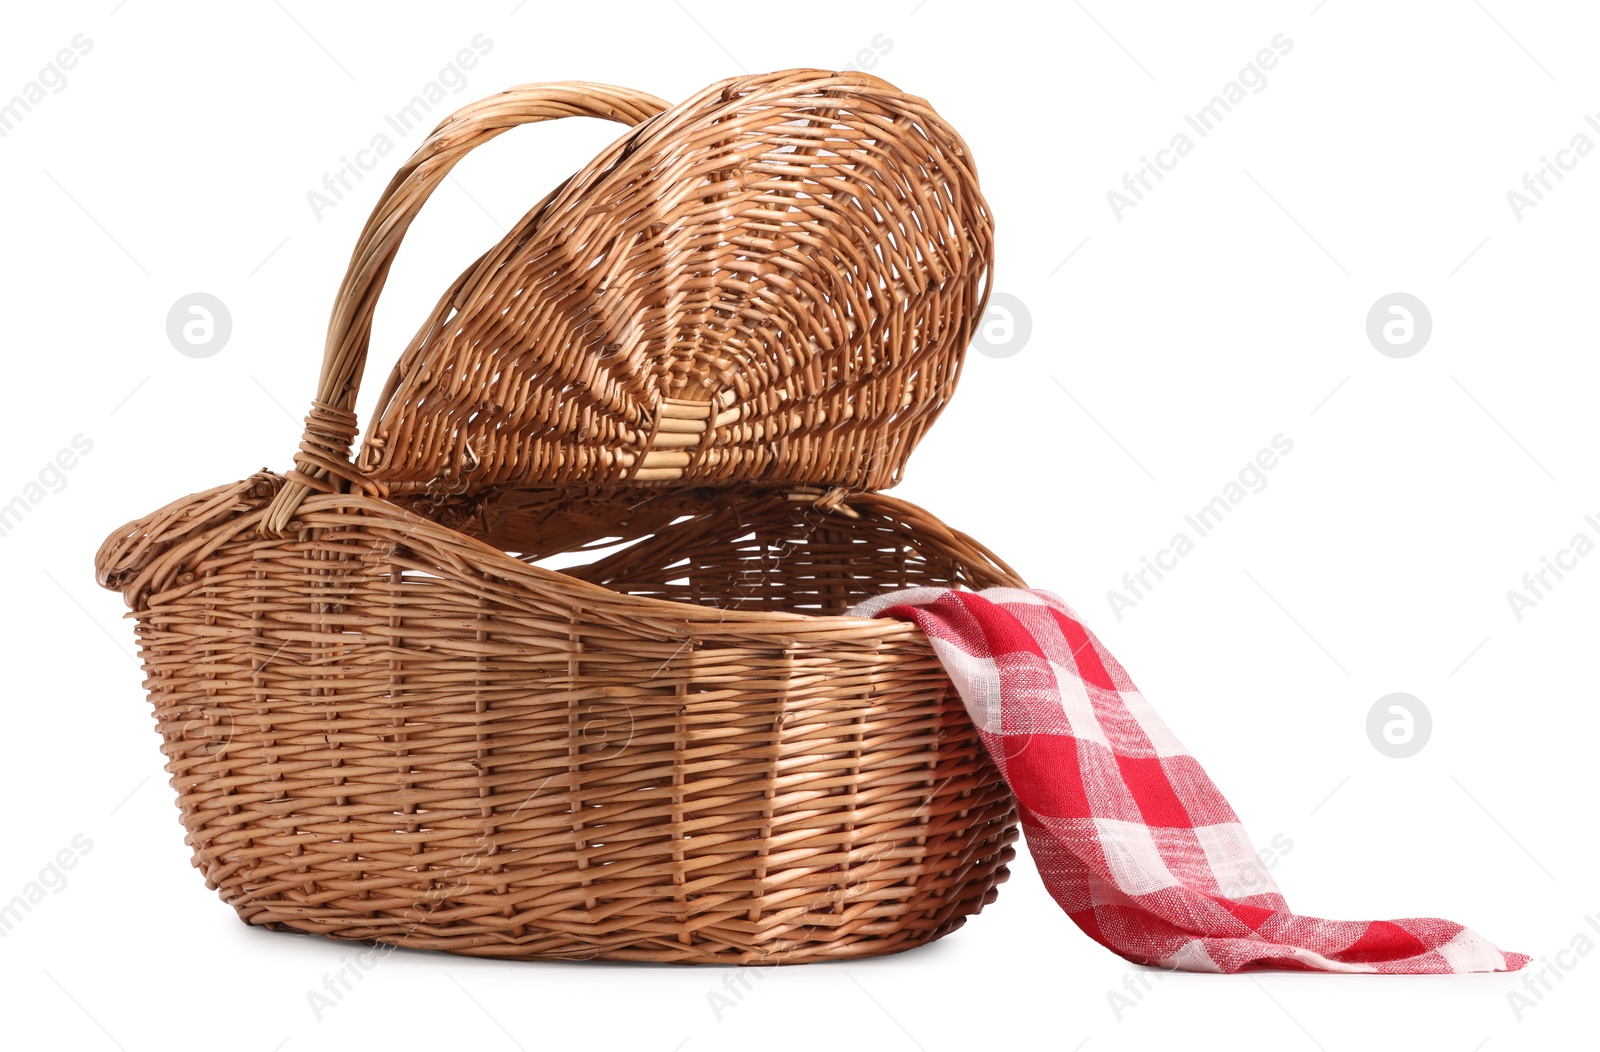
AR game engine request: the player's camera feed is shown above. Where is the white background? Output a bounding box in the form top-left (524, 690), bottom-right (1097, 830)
top-left (1, 1), bottom-right (1594, 1049)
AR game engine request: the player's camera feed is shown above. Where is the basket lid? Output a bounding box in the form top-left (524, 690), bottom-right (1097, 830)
top-left (348, 69), bottom-right (993, 497)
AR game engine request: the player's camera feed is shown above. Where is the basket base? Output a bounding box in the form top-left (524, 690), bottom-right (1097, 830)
top-left (241, 869), bottom-right (1010, 965)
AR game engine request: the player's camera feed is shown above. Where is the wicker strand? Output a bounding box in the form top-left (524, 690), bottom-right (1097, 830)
top-left (282, 401), bottom-right (363, 496)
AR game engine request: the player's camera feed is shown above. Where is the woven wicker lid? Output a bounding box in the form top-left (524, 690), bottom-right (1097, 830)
top-left (352, 70), bottom-right (992, 500)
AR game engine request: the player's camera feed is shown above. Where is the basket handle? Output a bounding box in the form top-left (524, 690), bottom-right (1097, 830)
top-left (262, 82), bottom-right (671, 535)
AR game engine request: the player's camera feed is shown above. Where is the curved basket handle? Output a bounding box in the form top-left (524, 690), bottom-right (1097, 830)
top-left (263, 81), bottom-right (671, 535)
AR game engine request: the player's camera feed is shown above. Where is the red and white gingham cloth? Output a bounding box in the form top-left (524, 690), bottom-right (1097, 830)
top-left (850, 587), bottom-right (1527, 974)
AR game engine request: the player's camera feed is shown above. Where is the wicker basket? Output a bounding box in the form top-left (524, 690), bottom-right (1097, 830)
top-left (95, 70), bottom-right (1019, 964)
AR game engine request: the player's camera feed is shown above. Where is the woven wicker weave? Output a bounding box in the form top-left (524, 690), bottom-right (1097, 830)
top-left (262, 69), bottom-right (992, 531)
top-left (95, 71), bottom-right (1018, 964)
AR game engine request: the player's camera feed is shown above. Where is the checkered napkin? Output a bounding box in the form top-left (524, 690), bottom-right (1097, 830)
top-left (849, 587), bottom-right (1527, 973)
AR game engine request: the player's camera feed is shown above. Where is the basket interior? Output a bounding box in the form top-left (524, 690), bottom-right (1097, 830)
top-left (420, 486), bottom-right (1020, 615)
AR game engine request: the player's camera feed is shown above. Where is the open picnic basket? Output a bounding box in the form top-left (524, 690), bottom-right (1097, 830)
top-left (95, 70), bottom-right (1021, 964)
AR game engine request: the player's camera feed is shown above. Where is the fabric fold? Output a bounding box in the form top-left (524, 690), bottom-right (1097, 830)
top-left (849, 586), bottom-right (1526, 974)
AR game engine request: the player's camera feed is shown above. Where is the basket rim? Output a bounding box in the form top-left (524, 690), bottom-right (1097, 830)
top-left (292, 489), bottom-right (970, 636)
top-left (100, 471), bottom-right (1015, 640)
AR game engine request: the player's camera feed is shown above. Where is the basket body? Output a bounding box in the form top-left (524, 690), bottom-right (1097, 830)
top-left (97, 478), bottom-right (1018, 962)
